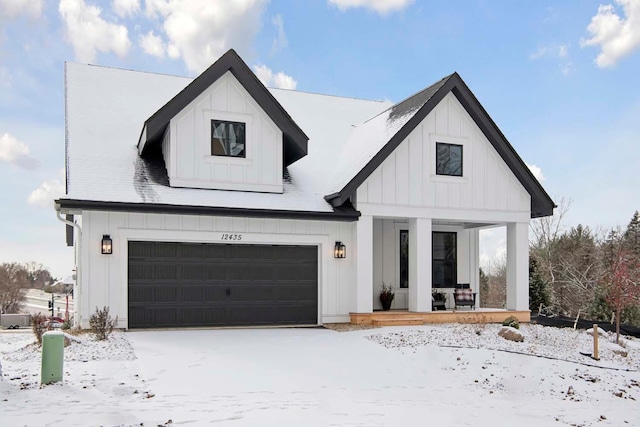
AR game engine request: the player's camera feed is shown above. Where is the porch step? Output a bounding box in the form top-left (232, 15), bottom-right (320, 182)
top-left (372, 318), bottom-right (424, 326)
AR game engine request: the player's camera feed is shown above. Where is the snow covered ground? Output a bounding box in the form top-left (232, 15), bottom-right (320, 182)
top-left (1, 324), bottom-right (639, 426)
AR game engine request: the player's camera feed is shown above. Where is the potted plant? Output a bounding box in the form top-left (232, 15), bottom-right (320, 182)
top-left (379, 283), bottom-right (395, 311)
top-left (432, 289), bottom-right (447, 303)
top-left (432, 289), bottom-right (447, 311)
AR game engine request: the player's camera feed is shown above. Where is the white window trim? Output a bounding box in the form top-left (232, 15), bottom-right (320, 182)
top-left (429, 133), bottom-right (470, 183)
top-left (202, 110), bottom-right (254, 164)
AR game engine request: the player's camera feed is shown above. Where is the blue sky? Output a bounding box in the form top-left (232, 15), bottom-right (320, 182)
top-left (0, 0), bottom-right (639, 277)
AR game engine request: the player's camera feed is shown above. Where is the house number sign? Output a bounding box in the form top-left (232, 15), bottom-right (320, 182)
top-left (220, 233), bottom-right (242, 241)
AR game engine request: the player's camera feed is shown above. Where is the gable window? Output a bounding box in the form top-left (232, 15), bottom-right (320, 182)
top-left (436, 142), bottom-right (462, 176)
top-left (432, 231), bottom-right (457, 288)
top-left (211, 120), bottom-right (246, 158)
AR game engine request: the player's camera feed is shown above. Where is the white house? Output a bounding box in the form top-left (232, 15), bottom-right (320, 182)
top-left (55, 50), bottom-right (554, 329)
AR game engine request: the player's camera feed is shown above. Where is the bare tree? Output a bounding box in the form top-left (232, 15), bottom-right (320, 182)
top-left (24, 261), bottom-right (55, 289)
top-left (601, 248), bottom-right (640, 343)
top-left (0, 263), bottom-right (28, 313)
top-left (530, 197), bottom-right (572, 289)
top-left (482, 255), bottom-right (507, 308)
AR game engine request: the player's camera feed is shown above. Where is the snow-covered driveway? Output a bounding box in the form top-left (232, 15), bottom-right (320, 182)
top-left (2, 325), bottom-right (639, 426)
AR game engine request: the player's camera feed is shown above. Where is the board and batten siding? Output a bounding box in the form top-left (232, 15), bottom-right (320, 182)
top-left (357, 93), bottom-right (530, 221)
top-left (164, 71), bottom-right (283, 193)
top-left (77, 210), bottom-right (354, 329)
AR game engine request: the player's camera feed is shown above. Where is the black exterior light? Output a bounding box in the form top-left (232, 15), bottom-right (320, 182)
top-left (334, 241), bottom-right (346, 259)
top-left (101, 235), bottom-right (113, 255)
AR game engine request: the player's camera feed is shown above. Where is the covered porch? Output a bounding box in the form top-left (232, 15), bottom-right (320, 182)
top-left (351, 215), bottom-right (530, 325)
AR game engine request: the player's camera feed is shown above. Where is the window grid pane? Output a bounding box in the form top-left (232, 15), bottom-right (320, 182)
top-left (211, 120), bottom-right (246, 158)
top-left (436, 142), bottom-right (463, 177)
top-left (432, 231), bottom-right (457, 288)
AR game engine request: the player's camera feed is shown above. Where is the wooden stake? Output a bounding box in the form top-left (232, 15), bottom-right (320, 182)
top-left (573, 309), bottom-right (581, 330)
top-left (538, 303), bottom-right (543, 316)
top-left (593, 323), bottom-right (600, 361)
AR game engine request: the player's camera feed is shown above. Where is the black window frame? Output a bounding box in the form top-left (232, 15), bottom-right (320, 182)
top-left (211, 119), bottom-right (246, 158)
top-left (432, 231), bottom-right (457, 288)
top-left (436, 142), bottom-right (463, 177)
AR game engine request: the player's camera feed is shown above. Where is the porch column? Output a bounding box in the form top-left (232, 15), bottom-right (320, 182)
top-left (506, 222), bottom-right (529, 311)
top-left (409, 217), bottom-right (432, 312)
top-left (469, 229), bottom-right (480, 307)
top-left (355, 214), bottom-right (374, 313)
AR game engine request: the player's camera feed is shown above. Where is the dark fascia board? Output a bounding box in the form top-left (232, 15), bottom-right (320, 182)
top-left (56, 199), bottom-right (360, 222)
top-left (139, 49), bottom-right (309, 166)
top-left (326, 73), bottom-right (556, 218)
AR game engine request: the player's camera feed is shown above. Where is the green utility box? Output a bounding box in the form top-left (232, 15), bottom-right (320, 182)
top-left (41, 330), bottom-right (64, 384)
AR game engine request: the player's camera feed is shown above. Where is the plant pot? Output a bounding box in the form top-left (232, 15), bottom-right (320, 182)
top-left (380, 298), bottom-right (393, 311)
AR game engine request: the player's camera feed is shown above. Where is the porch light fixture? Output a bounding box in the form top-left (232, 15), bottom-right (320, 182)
top-left (101, 235), bottom-right (113, 255)
top-left (334, 241), bottom-right (346, 259)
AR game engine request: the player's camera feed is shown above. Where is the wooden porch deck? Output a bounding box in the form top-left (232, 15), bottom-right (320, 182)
top-left (350, 309), bottom-right (530, 326)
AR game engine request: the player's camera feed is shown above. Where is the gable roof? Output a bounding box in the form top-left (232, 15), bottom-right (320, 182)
top-left (137, 49), bottom-right (309, 167)
top-left (59, 62), bottom-right (390, 220)
top-left (324, 72), bottom-right (556, 218)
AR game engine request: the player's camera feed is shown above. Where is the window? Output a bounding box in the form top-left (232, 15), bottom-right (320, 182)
top-left (432, 232), bottom-right (457, 288)
top-left (399, 230), bottom-right (409, 288)
top-left (436, 143), bottom-right (462, 176)
top-left (211, 120), bottom-right (246, 158)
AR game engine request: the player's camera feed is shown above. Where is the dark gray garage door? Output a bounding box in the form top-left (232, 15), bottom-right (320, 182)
top-left (128, 241), bottom-right (318, 328)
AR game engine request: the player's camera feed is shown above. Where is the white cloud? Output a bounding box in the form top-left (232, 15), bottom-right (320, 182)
top-left (530, 44), bottom-right (569, 60)
top-left (526, 163), bottom-right (545, 182)
top-left (0, 0), bottom-right (43, 19)
top-left (581, 0), bottom-right (640, 68)
top-left (0, 133), bottom-right (39, 170)
top-left (112, 0), bottom-right (140, 18)
top-left (28, 176), bottom-right (65, 208)
top-left (139, 30), bottom-right (165, 58)
top-left (270, 14), bottom-right (288, 55)
top-left (530, 43), bottom-right (572, 75)
top-left (143, 0), bottom-right (268, 73)
top-left (558, 45), bottom-right (568, 58)
top-left (252, 64), bottom-right (297, 90)
top-left (59, 0), bottom-right (131, 63)
top-left (328, 0), bottom-right (413, 15)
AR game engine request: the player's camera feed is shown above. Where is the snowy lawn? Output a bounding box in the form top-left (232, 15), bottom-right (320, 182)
top-left (1, 324), bottom-right (639, 426)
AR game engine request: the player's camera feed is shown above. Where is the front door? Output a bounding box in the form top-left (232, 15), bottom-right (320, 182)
top-left (394, 227), bottom-right (409, 309)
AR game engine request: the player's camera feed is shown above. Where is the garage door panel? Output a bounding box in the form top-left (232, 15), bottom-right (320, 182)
top-left (128, 241), bottom-right (318, 328)
top-left (182, 286), bottom-right (203, 302)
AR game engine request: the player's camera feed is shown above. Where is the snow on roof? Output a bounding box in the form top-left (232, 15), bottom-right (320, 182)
top-left (63, 62), bottom-right (391, 214)
top-left (327, 75), bottom-right (451, 196)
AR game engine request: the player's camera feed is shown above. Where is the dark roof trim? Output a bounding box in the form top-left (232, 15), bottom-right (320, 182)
top-left (56, 199), bottom-right (361, 222)
top-left (139, 49), bottom-right (309, 167)
top-left (326, 73), bottom-right (556, 218)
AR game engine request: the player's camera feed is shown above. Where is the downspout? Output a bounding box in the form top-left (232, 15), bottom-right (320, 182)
top-left (55, 208), bottom-right (82, 328)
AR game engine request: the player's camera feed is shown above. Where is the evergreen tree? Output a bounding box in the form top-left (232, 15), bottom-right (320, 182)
top-left (624, 210), bottom-right (640, 258)
top-left (529, 257), bottom-right (551, 312)
top-left (479, 266), bottom-right (489, 300)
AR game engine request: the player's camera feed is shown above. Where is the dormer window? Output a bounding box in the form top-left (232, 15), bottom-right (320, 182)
top-left (211, 120), bottom-right (246, 158)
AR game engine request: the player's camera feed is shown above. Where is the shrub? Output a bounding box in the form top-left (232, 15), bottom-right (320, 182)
top-left (89, 306), bottom-right (117, 341)
top-left (502, 316), bottom-right (520, 330)
top-left (31, 313), bottom-right (48, 345)
top-left (61, 318), bottom-right (73, 330)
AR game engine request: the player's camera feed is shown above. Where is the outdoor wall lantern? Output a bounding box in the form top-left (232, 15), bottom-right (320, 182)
top-left (334, 241), bottom-right (346, 259)
top-left (101, 235), bottom-right (113, 255)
